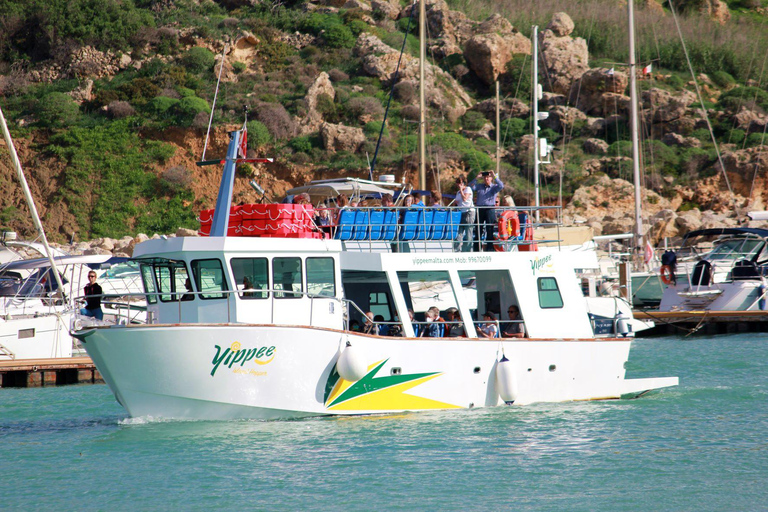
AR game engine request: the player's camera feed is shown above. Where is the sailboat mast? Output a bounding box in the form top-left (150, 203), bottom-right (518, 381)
top-left (0, 107), bottom-right (68, 297)
top-left (532, 25), bottom-right (540, 222)
top-left (495, 81), bottom-right (501, 175)
top-left (418, 0), bottom-right (427, 190)
top-left (628, 0), bottom-right (644, 256)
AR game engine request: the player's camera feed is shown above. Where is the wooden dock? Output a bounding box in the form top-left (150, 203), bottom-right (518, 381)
top-left (634, 310), bottom-right (768, 336)
top-left (0, 356), bottom-right (102, 388)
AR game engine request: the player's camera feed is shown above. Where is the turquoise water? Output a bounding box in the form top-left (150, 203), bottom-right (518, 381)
top-left (2, 334), bottom-right (767, 511)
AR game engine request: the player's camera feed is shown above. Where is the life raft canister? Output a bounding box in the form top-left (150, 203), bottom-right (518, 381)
top-left (497, 210), bottom-right (520, 241)
top-left (660, 265), bottom-right (675, 285)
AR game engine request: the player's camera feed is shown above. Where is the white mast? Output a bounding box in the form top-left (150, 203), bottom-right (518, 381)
top-left (0, 107), bottom-right (67, 297)
top-left (418, 0), bottom-right (427, 190)
top-left (495, 81), bottom-right (501, 175)
top-left (532, 25), bottom-right (541, 222)
top-left (628, 0), bottom-right (644, 258)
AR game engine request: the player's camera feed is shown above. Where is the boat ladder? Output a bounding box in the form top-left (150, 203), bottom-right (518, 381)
top-left (0, 342), bottom-right (16, 360)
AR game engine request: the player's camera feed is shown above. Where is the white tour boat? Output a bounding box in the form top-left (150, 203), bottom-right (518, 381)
top-left (74, 127), bottom-right (678, 420)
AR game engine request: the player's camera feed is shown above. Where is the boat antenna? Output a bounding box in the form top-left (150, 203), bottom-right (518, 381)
top-left (0, 106), bottom-right (68, 300)
top-left (202, 43), bottom-right (229, 162)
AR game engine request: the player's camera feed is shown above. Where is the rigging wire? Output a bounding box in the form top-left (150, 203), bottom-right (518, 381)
top-left (369, 0), bottom-right (417, 180)
top-left (667, 0), bottom-right (735, 202)
top-left (202, 43), bottom-right (228, 162)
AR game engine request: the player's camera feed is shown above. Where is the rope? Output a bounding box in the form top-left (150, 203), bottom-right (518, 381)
top-left (667, 0), bottom-right (734, 202)
top-left (369, 0), bottom-right (417, 178)
top-left (202, 43), bottom-right (229, 162)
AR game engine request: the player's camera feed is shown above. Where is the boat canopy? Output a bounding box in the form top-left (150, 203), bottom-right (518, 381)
top-left (682, 228), bottom-right (768, 241)
top-left (286, 178), bottom-right (404, 199)
top-left (0, 255), bottom-right (129, 271)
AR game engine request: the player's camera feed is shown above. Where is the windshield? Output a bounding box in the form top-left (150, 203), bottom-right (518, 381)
top-left (706, 237), bottom-right (764, 261)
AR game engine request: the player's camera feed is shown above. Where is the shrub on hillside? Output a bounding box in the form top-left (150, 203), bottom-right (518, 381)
top-left (182, 47), bottom-right (215, 73)
top-left (289, 136), bottom-right (314, 153)
top-left (107, 100), bottom-right (135, 119)
top-left (719, 86), bottom-right (768, 112)
top-left (146, 96), bottom-right (180, 119)
top-left (500, 118), bottom-right (528, 141)
top-left (172, 96), bottom-right (210, 126)
top-left (253, 102), bottom-right (297, 140)
top-left (328, 69), bottom-right (350, 83)
top-left (347, 96), bottom-right (384, 120)
top-left (393, 81), bottom-right (417, 104)
top-left (364, 121), bottom-right (388, 137)
top-left (161, 166), bottom-right (194, 191)
top-left (246, 120), bottom-right (272, 149)
top-left (711, 71), bottom-right (735, 89)
top-left (461, 111), bottom-right (488, 131)
top-left (36, 92), bottom-right (80, 128)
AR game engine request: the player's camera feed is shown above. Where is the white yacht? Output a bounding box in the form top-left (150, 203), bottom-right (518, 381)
top-left (74, 127), bottom-right (678, 421)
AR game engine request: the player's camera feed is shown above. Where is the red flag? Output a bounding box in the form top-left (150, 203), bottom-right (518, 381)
top-left (642, 63), bottom-right (652, 75)
top-left (644, 240), bottom-right (654, 264)
top-left (238, 128), bottom-right (248, 159)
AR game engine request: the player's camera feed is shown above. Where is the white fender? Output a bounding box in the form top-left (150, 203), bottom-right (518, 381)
top-left (616, 311), bottom-right (630, 337)
top-left (496, 355), bottom-right (518, 404)
top-left (337, 341), bottom-right (368, 382)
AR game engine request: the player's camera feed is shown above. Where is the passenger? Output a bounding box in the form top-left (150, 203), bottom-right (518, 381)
top-left (181, 278), bottom-right (195, 301)
top-left (350, 320), bottom-right (361, 332)
top-left (349, 200), bottom-right (359, 208)
top-left (80, 271), bottom-right (104, 320)
top-left (359, 199), bottom-right (369, 208)
top-left (421, 306), bottom-right (442, 337)
top-left (478, 312), bottom-right (498, 338)
top-left (444, 307), bottom-right (465, 337)
top-left (410, 192), bottom-right (424, 207)
top-left (454, 175), bottom-right (475, 252)
top-left (403, 195), bottom-right (415, 208)
top-left (314, 208), bottom-right (333, 237)
top-left (242, 277), bottom-right (256, 298)
top-left (388, 315), bottom-right (404, 336)
top-left (373, 314), bottom-right (389, 336)
top-left (501, 305), bottom-right (526, 338)
top-left (408, 308), bottom-right (419, 336)
top-left (294, 193), bottom-right (311, 205)
top-left (363, 311), bottom-right (376, 335)
top-left (469, 171), bottom-right (504, 252)
top-left (429, 190), bottom-right (443, 207)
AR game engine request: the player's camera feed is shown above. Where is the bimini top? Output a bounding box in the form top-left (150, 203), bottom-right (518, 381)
top-left (286, 178), bottom-right (404, 200)
top-left (682, 227), bottom-right (768, 241)
top-left (0, 254), bottom-right (129, 271)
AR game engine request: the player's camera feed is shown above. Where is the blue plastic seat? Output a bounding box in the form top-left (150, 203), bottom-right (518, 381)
top-left (448, 210), bottom-right (462, 240)
top-left (382, 210), bottom-right (398, 241)
top-left (430, 209), bottom-right (448, 240)
top-left (398, 210), bottom-right (419, 241)
top-left (334, 209), bottom-right (356, 240)
top-left (415, 209), bottom-right (434, 240)
top-left (353, 210), bottom-right (370, 240)
top-left (369, 210), bottom-right (385, 240)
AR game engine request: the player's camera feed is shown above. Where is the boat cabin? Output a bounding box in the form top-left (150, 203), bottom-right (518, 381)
top-left (133, 235), bottom-right (595, 339)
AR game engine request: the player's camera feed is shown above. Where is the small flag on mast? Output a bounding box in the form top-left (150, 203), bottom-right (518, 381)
top-left (644, 240), bottom-right (654, 265)
top-left (607, 67), bottom-right (615, 76)
top-left (238, 120), bottom-right (248, 159)
top-left (642, 63), bottom-right (652, 75)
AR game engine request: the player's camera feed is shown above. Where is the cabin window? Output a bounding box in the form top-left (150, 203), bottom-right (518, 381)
top-left (273, 257), bottom-right (302, 299)
top-left (230, 258), bottom-right (269, 299)
top-left (538, 277), bottom-right (564, 308)
top-left (153, 262), bottom-right (189, 302)
top-left (140, 265), bottom-right (158, 304)
top-left (191, 259), bottom-right (228, 300)
top-left (306, 257), bottom-right (335, 298)
top-left (368, 292), bottom-right (392, 321)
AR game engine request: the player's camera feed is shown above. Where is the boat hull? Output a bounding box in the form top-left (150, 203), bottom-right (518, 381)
top-left (80, 324), bottom-right (677, 420)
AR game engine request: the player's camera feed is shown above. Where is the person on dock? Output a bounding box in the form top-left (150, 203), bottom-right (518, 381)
top-left (81, 271), bottom-right (103, 321)
top-left (470, 171), bottom-right (503, 252)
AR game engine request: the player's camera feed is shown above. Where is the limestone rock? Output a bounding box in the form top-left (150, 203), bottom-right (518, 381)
top-left (69, 79), bottom-right (94, 104)
top-left (355, 33), bottom-right (472, 117)
top-left (675, 209), bottom-right (703, 234)
top-left (175, 228), bottom-right (199, 237)
top-left (320, 123), bottom-right (366, 153)
top-left (570, 68), bottom-right (628, 116)
top-left (583, 138), bottom-right (609, 154)
top-left (297, 72), bottom-right (336, 135)
top-left (642, 88), bottom-right (696, 124)
top-left (541, 105), bottom-right (587, 133)
top-left (662, 132), bottom-right (701, 148)
top-left (371, 0), bottom-right (400, 19)
top-left (539, 13), bottom-right (589, 95)
top-left (473, 97), bottom-right (529, 120)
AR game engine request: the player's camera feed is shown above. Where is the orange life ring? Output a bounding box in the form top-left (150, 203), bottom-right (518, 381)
top-left (497, 210), bottom-right (520, 241)
top-left (660, 264), bottom-right (674, 285)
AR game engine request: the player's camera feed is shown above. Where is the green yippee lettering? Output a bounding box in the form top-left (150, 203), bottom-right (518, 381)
top-left (242, 348), bottom-right (257, 365)
top-left (255, 347), bottom-right (267, 358)
top-left (265, 347), bottom-right (275, 357)
top-left (210, 346), bottom-right (231, 377)
top-left (228, 349), bottom-right (247, 368)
